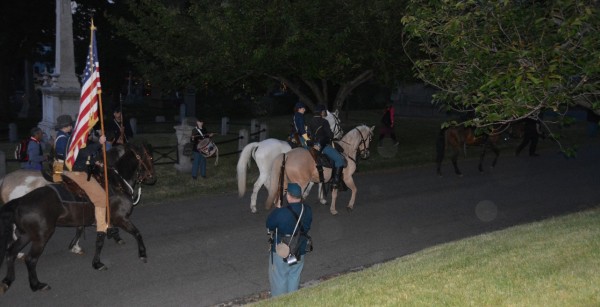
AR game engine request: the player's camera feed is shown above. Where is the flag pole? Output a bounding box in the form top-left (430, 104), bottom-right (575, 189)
top-left (91, 20), bottom-right (111, 229)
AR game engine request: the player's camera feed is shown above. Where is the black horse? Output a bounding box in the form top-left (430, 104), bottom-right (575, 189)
top-left (0, 142), bottom-right (156, 293)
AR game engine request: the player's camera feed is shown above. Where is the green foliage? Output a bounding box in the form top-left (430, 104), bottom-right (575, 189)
top-left (402, 0), bottom-right (600, 129)
top-left (114, 0), bottom-right (413, 111)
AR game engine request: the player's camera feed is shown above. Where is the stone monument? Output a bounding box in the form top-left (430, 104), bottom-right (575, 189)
top-left (38, 0), bottom-right (81, 140)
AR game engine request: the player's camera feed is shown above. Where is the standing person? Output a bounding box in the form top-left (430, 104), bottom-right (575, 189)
top-left (63, 134), bottom-right (114, 269)
top-left (266, 182), bottom-right (313, 297)
top-left (291, 102), bottom-right (309, 148)
top-left (307, 104), bottom-right (346, 189)
top-left (516, 116), bottom-right (542, 157)
top-left (106, 106), bottom-right (133, 146)
top-left (379, 102), bottom-right (398, 146)
top-left (190, 118), bottom-right (214, 179)
top-left (21, 127), bottom-right (47, 170)
top-left (52, 114), bottom-right (73, 181)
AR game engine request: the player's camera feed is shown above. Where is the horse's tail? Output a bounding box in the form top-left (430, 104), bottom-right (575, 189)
top-left (237, 142), bottom-right (260, 198)
top-left (265, 153), bottom-right (285, 210)
top-left (436, 128), bottom-right (447, 164)
top-left (0, 200), bottom-right (16, 269)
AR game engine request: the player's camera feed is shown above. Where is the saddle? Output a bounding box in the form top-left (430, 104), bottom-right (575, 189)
top-left (47, 175), bottom-right (92, 206)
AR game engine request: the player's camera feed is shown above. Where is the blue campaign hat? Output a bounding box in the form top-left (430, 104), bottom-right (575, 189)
top-left (294, 102), bottom-right (305, 110)
top-left (287, 183), bottom-right (303, 198)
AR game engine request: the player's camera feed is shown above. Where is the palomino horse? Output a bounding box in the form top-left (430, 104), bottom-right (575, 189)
top-left (0, 143), bottom-right (156, 293)
top-left (265, 125), bottom-right (374, 215)
top-left (435, 125), bottom-right (503, 176)
top-left (0, 143), bottom-right (155, 254)
top-left (236, 110), bottom-right (343, 213)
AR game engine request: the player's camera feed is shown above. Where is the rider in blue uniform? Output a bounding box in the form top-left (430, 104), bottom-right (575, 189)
top-left (292, 102), bottom-right (308, 148)
top-left (307, 104), bottom-right (346, 189)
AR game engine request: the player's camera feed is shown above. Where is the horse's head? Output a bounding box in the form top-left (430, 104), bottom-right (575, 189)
top-left (326, 110), bottom-right (344, 140)
top-left (355, 125), bottom-right (375, 160)
top-left (123, 142), bottom-right (156, 186)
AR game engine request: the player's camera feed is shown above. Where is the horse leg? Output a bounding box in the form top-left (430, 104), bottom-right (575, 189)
top-left (114, 220), bottom-right (147, 263)
top-left (451, 150), bottom-right (462, 176)
top-left (107, 227), bottom-right (126, 245)
top-left (250, 175), bottom-right (265, 213)
top-left (478, 145), bottom-right (488, 173)
top-left (68, 226), bottom-right (85, 255)
top-left (490, 144), bottom-right (500, 168)
top-left (0, 234), bottom-right (31, 294)
top-left (25, 239), bottom-right (52, 292)
top-left (303, 182), bottom-right (315, 199)
top-left (329, 188), bottom-right (338, 215)
top-left (92, 232), bottom-right (108, 271)
top-left (344, 177), bottom-right (358, 213)
top-left (318, 184), bottom-right (327, 205)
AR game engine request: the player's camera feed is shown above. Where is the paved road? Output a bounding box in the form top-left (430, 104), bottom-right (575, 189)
top-left (1, 141), bottom-right (599, 306)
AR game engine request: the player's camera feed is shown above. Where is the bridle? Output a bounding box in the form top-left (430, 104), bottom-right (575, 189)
top-left (111, 144), bottom-right (155, 206)
top-left (339, 126), bottom-right (372, 164)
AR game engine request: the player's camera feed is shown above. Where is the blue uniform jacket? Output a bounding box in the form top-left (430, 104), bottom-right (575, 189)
top-left (266, 202), bottom-right (313, 255)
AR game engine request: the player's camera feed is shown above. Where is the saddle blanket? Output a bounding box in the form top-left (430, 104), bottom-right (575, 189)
top-left (48, 183), bottom-right (91, 205)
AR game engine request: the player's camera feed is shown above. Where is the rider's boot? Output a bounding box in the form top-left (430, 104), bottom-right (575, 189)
top-left (92, 232), bottom-right (107, 270)
top-left (332, 167), bottom-right (343, 190)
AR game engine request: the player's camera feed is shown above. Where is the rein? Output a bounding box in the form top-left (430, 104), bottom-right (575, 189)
top-left (113, 145), bottom-right (154, 206)
top-left (338, 127), bottom-right (371, 164)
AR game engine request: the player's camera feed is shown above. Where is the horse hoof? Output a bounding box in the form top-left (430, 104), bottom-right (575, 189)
top-left (346, 207), bottom-right (353, 213)
top-left (330, 210), bottom-right (338, 215)
top-left (93, 262), bottom-right (108, 271)
top-left (70, 246), bottom-right (85, 255)
top-left (17, 252), bottom-right (25, 260)
top-left (0, 283), bottom-right (9, 295)
top-left (140, 257), bottom-right (148, 263)
top-left (32, 283), bottom-right (51, 292)
top-left (116, 239), bottom-right (126, 245)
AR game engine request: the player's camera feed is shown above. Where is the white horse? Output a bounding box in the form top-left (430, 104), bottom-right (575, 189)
top-left (237, 110), bottom-right (343, 213)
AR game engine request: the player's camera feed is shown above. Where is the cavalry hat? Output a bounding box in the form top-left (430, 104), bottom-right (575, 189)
top-left (55, 115), bottom-right (73, 129)
top-left (294, 102), bottom-right (305, 110)
top-left (287, 183), bottom-right (303, 198)
top-left (315, 104), bottom-right (327, 113)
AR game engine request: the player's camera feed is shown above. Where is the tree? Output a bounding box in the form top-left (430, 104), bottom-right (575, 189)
top-left (0, 0), bottom-right (54, 122)
top-left (402, 0), bottom-right (600, 133)
top-left (114, 0), bottom-right (412, 112)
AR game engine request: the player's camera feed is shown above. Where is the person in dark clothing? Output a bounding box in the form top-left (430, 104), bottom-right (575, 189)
top-left (266, 182), bottom-right (313, 297)
top-left (52, 114), bottom-right (73, 181)
top-left (379, 102), bottom-right (398, 146)
top-left (516, 116), bottom-right (542, 157)
top-left (307, 104), bottom-right (346, 189)
top-left (105, 106), bottom-right (133, 146)
top-left (190, 118), bottom-right (214, 179)
top-left (291, 102), bottom-right (308, 148)
top-left (21, 127), bottom-right (47, 170)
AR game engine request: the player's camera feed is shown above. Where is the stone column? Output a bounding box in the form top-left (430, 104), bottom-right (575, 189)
top-left (174, 122), bottom-right (194, 173)
top-left (39, 0), bottom-right (81, 141)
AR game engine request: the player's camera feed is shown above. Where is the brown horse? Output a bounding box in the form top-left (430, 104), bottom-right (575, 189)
top-left (0, 143), bottom-right (155, 293)
top-left (265, 125), bottom-right (374, 215)
top-left (436, 125), bottom-right (503, 176)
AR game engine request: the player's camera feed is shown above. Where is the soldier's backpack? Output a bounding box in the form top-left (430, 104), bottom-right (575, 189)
top-left (14, 138), bottom-right (30, 162)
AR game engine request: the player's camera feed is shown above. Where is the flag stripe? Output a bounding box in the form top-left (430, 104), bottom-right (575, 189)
top-left (65, 26), bottom-right (101, 171)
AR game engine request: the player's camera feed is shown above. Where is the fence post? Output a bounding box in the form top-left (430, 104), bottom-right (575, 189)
top-left (130, 118), bottom-right (137, 135)
top-left (9, 123), bottom-right (18, 142)
top-left (0, 151), bottom-right (5, 177)
top-left (250, 119), bottom-right (258, 140)
top-left (259, 122), bottom-right (268, 141)
top-left (239, 129), bottom-right (249, 152)
top-left (221, 117), bottom-right (229, 136)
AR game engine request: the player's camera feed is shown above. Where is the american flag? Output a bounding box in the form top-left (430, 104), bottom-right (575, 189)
top-left (65, 25), bottom-right (101, 171)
